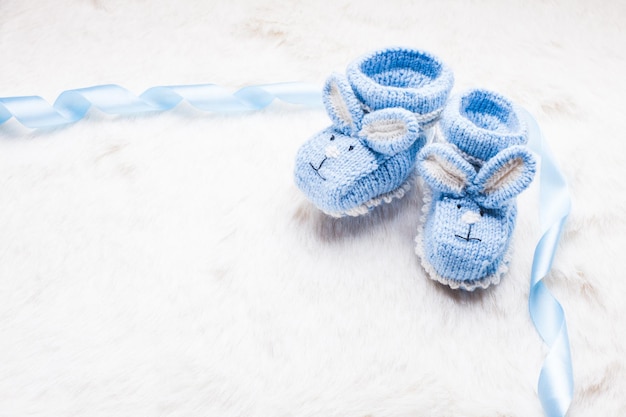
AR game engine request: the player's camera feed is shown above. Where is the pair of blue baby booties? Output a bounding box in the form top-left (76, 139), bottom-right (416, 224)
top-left (294, 47), bottom-right (536, 291)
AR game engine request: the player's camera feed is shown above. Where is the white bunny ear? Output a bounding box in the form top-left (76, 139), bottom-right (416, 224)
top-left (473, 146), bottom-right (537, 208)
top-left (322, 73), bottom-right (364, 135)
top-left (417, 144), bottom-right (476, 196)
top-left (359, 108), bottom-right (421, 155)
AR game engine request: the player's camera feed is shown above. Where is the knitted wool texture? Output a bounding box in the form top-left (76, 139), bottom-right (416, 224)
top-left (415, 90), bottom-right (536, 290)
top-left (347, 48), bottom-right (454, 127)
top-left (294, 47), bottom-right (454, 217)
top-left (441, 89), bottom-right (527, 162)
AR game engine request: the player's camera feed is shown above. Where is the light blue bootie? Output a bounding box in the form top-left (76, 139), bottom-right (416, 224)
top-left (346, 47), bottom-right (454, 128)
top-left (295, 47), bottom-right (454, 217)
top-left (440, 89), bottom-right (529, 163)
top-left (415, 90), bottom-right (536, 290)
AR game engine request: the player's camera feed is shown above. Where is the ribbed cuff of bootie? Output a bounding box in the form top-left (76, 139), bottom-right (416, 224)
top-left (345, 47), bottom-right (454, 127)
top-left (440, 89), bottom-right (528, 162)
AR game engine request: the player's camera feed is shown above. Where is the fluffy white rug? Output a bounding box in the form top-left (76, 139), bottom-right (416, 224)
top-left (1, 1), bottom-right (624, 416)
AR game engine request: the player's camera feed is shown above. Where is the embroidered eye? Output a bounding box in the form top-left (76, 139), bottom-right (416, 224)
top-left (480, 209), bottom-right (484, 217)
top-left (330, 135), bottom-right (335, 141)
top-left (457, 204), bottom-right (461, 209)
top-left (348, 145), bottom-right (355, 151)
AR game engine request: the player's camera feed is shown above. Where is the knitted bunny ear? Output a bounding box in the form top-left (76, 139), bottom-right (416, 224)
top-left (322, 73), bottom-right (364, 136)
top-left (359, 108), bottom-right (421, 155)
top-left (417, 143), bottom-right (475, 197)
top-left (473, 146), bottom-right (536, 208)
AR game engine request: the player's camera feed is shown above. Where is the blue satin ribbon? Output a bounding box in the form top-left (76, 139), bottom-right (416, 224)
top-left (0, 83), bottom-right (323, 129)
top-left (523, 108), bottom-right (574, 417)
top-left (0, 82), bottom-right (573, 416)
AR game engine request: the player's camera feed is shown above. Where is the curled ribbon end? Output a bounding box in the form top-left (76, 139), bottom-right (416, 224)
top-left (523, 107), bottom-right (574, 417)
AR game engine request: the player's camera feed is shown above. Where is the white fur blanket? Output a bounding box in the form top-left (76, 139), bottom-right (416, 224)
top-left (1, 1), bottom-right (624, 416)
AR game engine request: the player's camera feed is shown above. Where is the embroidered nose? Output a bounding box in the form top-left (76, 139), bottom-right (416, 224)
top-left (325, 145), bottom-right (340, 159)
top-left (461, 211), bottom-right (481, 224)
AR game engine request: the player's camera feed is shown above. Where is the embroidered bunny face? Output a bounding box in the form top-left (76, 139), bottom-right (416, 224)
top-left (417, 143), bottom-right (536, 286)
top-left (294, 74), bottom-right (424, 217)
top-left (296, 126), bottom-right (378, 191)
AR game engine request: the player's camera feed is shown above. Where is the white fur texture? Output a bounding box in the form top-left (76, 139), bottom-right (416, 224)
top-left (1, 1), bottom-right (625, 416)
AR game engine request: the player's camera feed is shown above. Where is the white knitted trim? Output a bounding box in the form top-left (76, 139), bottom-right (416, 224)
top-left (329, 82), bottom-right (354, 128)
top-left (360, 104), bottom-right (443, 130)
top-left (447, 142), bottom-right (486, 168)
top-left (361, 119), bottom-right (408, 141)
top-left (323, 178), bottom-right (412, 218)
top-left (414, 179), bottom-right (513, 291)
top-left (482, 157), bottom-right (525, 194)
top-left (415, 107), bottom-right (444, 129)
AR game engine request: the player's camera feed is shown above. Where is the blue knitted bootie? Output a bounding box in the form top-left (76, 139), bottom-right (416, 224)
top-left (440, 89), bottom-right (529, 163)
top-left (294, 48), bottom-right (454, 217)
top-left (346, 47), bottom-right (454, 129)
top-left (415, 90), bottom-right (536, 290)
